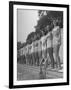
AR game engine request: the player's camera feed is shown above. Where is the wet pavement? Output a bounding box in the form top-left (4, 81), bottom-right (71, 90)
top-left (17, 63), bottom-right (63, 81)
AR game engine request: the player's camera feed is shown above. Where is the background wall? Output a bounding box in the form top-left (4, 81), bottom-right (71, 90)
top-left (0, 0), bottom-right (70, 90)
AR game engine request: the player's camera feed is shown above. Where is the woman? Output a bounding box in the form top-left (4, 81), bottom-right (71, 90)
top-left (53, 26), bottom-right (61, 69)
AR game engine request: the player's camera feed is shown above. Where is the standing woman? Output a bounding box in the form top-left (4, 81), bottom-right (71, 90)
top-left (53, 26), bottom-right (61, 69)
top-left (47, 31), bottom-right (55, 68)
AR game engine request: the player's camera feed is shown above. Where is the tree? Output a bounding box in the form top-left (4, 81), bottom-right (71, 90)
top-left (26, 32), bottom-right (36, 44)
top-left (17, 42), bottom-right (22, 50)
top-left (35, 30), bottom-right (43, 40)
top-left (37, 15), bottom-right (52, 30)
top-left (47, 11), bottom-right (63, 28)
top-left (36, 10), bottom-right (63, 35)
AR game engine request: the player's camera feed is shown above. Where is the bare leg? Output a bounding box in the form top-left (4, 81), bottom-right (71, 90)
top-left (48, 48), bottom-right (55, 68)
top-left (55, 45), bottom-right (61, 69)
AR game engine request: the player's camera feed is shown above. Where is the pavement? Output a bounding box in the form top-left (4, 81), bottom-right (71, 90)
top-left (17, 63), bottom-right (63, 81)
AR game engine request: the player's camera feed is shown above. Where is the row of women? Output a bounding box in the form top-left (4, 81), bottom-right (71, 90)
top-left (18, 26), bottom-right (63, 69)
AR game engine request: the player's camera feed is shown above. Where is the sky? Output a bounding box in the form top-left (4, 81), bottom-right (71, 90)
top-left (17, 9), bottom-right (39, 43)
